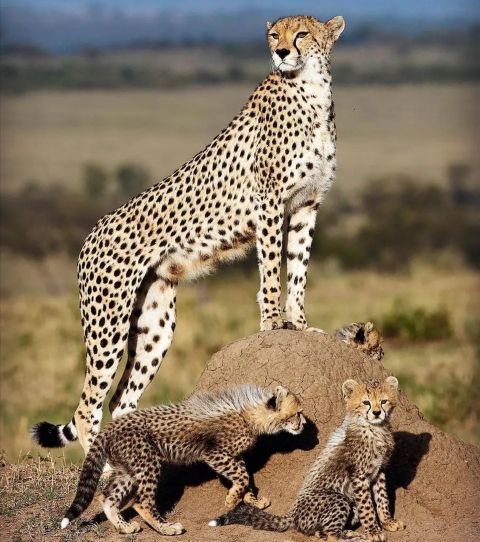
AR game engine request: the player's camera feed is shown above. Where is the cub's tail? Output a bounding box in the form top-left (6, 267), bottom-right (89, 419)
top-left (31, 418), bottom-right (77, 448)
top-left (208, 503), bottom-right (293, 532)
top-left (60, 433), bottom-right (108, 529)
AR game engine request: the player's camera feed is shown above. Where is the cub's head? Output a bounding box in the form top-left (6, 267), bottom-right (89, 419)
top-left (267, 15), bottom-right (345, 74)
top-left (248, 386), bottom-right (305, 435)
top-left (342, 377), bottom-right (399, 426)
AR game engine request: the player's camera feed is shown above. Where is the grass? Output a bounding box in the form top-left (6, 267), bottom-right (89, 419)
top-left (1, 256), bottom-right (478, 463)
top-left (1, 83), bottom-right (479, 194)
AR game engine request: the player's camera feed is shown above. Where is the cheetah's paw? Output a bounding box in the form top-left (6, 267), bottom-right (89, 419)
top-left (260, 317), bottom-right (284, 331)
top-left (118, 521), bottom-right (142, 534)
top-left (157, 522), bottom-right (185, 536)
top-left (382, 518), bottom-right (405, 532)
top-left (243, 492), bottom-right (271, 509)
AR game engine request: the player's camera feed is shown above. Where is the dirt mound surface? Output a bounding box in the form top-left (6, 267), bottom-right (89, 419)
top-left (2, 331), bottom-right (479, 542)
top-left (174, 331), bottom-right (480, 542)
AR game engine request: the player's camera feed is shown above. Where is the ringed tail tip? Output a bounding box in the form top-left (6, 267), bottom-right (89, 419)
top-left (31, 420), bottom-right (77, 448)
top-left (60, 518), bottom-right (70, 529)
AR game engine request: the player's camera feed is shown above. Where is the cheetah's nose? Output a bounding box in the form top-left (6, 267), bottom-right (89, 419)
top-left (275, 48), bottom-right (290, 60)
top-left (372, 410), bottom-right (381, 417)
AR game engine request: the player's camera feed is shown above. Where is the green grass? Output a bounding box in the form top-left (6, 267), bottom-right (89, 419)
top-left (1, 257), bottom-right (478, 463)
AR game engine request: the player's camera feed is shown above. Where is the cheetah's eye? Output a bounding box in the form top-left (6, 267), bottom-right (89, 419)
top-left (269, 33), bottom-right (279, 40)
top-left (296, 32), bottom-right (309, 38)
top-left (381, 399), bottom-right (388, 405)
top-left (362, 400), bottom-right (371, 406)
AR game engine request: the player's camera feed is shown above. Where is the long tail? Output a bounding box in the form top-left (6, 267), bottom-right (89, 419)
top-left (60, 433), bottom-right (108, 529)
top-left (31, 418), bottom-right (78, 448)
top-left (209, 503), bottom-right (293, 532)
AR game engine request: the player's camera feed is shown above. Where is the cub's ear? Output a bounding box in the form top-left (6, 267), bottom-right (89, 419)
top-left (266, 395), bottom-right (277, 410)
top-left (267, 385), bottom-right (289, 410)
top-left (266, 21), bottom-right (273, 31)
top-left (325, 16), bottom-right (345, 41)
top-left (342, 379), bottom-right (358, 400)
top-left (385, 376), bottom-right (399, 390)
top-left (354, 326), bottom-right (366, 344)
top-left (365, 322), bottom-right (374, 333)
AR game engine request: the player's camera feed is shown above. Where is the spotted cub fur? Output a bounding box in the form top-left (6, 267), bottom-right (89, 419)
top-left (211, 377), bottom-right (405, 542)
top-left (60, 384), bottom-right (304, 535)
top-left (335, 322), bottom-right (384, 360)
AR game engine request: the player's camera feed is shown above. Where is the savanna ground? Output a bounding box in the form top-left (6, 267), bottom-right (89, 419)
top-left (0, 77), bottom-right (479, 541)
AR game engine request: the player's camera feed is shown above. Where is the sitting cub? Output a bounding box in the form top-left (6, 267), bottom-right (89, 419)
top-left (211, 376), bottom-right (404, 541)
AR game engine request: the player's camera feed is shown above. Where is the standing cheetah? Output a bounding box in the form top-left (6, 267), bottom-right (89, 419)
top-left (60, 385), bottom-right (305, 535)
top-left (210, 377), bottom-right (405, 542)
top-left (32, 15), bottom-right (345, 454)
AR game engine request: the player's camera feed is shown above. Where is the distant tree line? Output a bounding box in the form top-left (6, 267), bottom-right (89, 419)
top-left (1, 162), bottom-right (479, 271)
top-left (1, 32), bottom-right (479, 93)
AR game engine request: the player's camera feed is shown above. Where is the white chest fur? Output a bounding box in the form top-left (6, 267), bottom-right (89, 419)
top-left (287, 58), bottom-right (337, 211)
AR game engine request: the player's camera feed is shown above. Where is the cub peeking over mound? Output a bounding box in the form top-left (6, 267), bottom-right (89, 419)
top-left (211, 376), bottom-right (404, 541)
top-left (55, 384), bottom-right (305, 535)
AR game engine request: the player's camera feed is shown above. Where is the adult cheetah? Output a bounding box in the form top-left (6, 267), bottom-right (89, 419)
top-left (33, 15), bottom-right (345, 454)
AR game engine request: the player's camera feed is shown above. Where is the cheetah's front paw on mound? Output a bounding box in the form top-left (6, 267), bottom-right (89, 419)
top-left (260, 317), bottom-right (284, 331)
top-left (243, 492), bottom-right (271, 509)
top-left (382, 518), bottom-right (405, 532)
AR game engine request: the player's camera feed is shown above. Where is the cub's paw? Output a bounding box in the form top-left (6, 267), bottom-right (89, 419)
top-left (260, 317), bottom-right (284, 331)
top-left (365, 530), bottom-right (386, 542)
top-left (158, 522), bottom-right (185, 536)
top-left (225, 494), bottom-right (242, 510)
top-left (382, 518), bottom-right (405, 532)
top-left (118, 521), bottom-right (142, 534)
top-left (243, 492), bottom-right (270, 509)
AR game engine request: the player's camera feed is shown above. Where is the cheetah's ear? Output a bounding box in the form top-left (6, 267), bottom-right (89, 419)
top-left (325, 16), bottom-right (345, 41)
top-left (385, 376), bottom-right (399, 391)
top-left (365, 322), bottom-right (375, 333)
top-left (342, 379), bottom-right (359, 400)
top-left (266, 21), bottom-right (273, 31)
top-left (267, 385), bottom-right (289, 410)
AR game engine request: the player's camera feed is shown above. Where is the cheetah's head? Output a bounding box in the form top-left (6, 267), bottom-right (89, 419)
top-left (266, 15), bottom-right (345, 74)
top-left (342, 377), bottom-right (399, 426)
top-left (245, 385), bottom-right (306, 435)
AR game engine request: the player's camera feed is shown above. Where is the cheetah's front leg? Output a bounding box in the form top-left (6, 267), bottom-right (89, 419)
top-left (351, 477), bottom-right (385, 541)
top-left (373, 471), bottom-right (405, 533)
top-left (255, 191), bottom-right (284, 331)
top-left (284, 199), bottom-right (320, 331)
top-left (204, 454), bottom-right (269, 510)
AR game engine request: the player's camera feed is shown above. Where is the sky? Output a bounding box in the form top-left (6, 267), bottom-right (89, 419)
top-left (2, 0), bottom-right (479, 52)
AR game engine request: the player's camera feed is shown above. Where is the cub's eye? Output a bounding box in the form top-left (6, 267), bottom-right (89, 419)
top-left (381, 399), bottom-right (388, 405)
top-left (270, 33), bottom-right (279, 39)
top-left (297, 32), bottom-right (309, 38)
top-left (362, 400), bottom-right (370, 406)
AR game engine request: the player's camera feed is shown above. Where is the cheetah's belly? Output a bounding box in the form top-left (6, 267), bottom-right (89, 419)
top-left (155, 216), bottom-right (256, 282)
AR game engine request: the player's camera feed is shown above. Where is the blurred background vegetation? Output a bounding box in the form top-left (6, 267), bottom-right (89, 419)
top-left (0, 0), bottom-right (479, 462)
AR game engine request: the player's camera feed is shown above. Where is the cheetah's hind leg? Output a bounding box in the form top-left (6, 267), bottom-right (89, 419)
top-left (102, 472), bottom-right (141, 534)
top-left (131, 449), bottom-right (185, 535)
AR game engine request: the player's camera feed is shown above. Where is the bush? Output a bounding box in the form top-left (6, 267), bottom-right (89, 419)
top-left (380, 300), bottom-right (453, 341)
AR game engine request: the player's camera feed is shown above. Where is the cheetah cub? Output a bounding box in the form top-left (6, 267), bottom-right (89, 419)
top-left (210, 377), bottom-right (404, 542)
top-left (335, 322), bottom-right (384, 360)
top-left (60, 384), bottom-right (305, 535)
